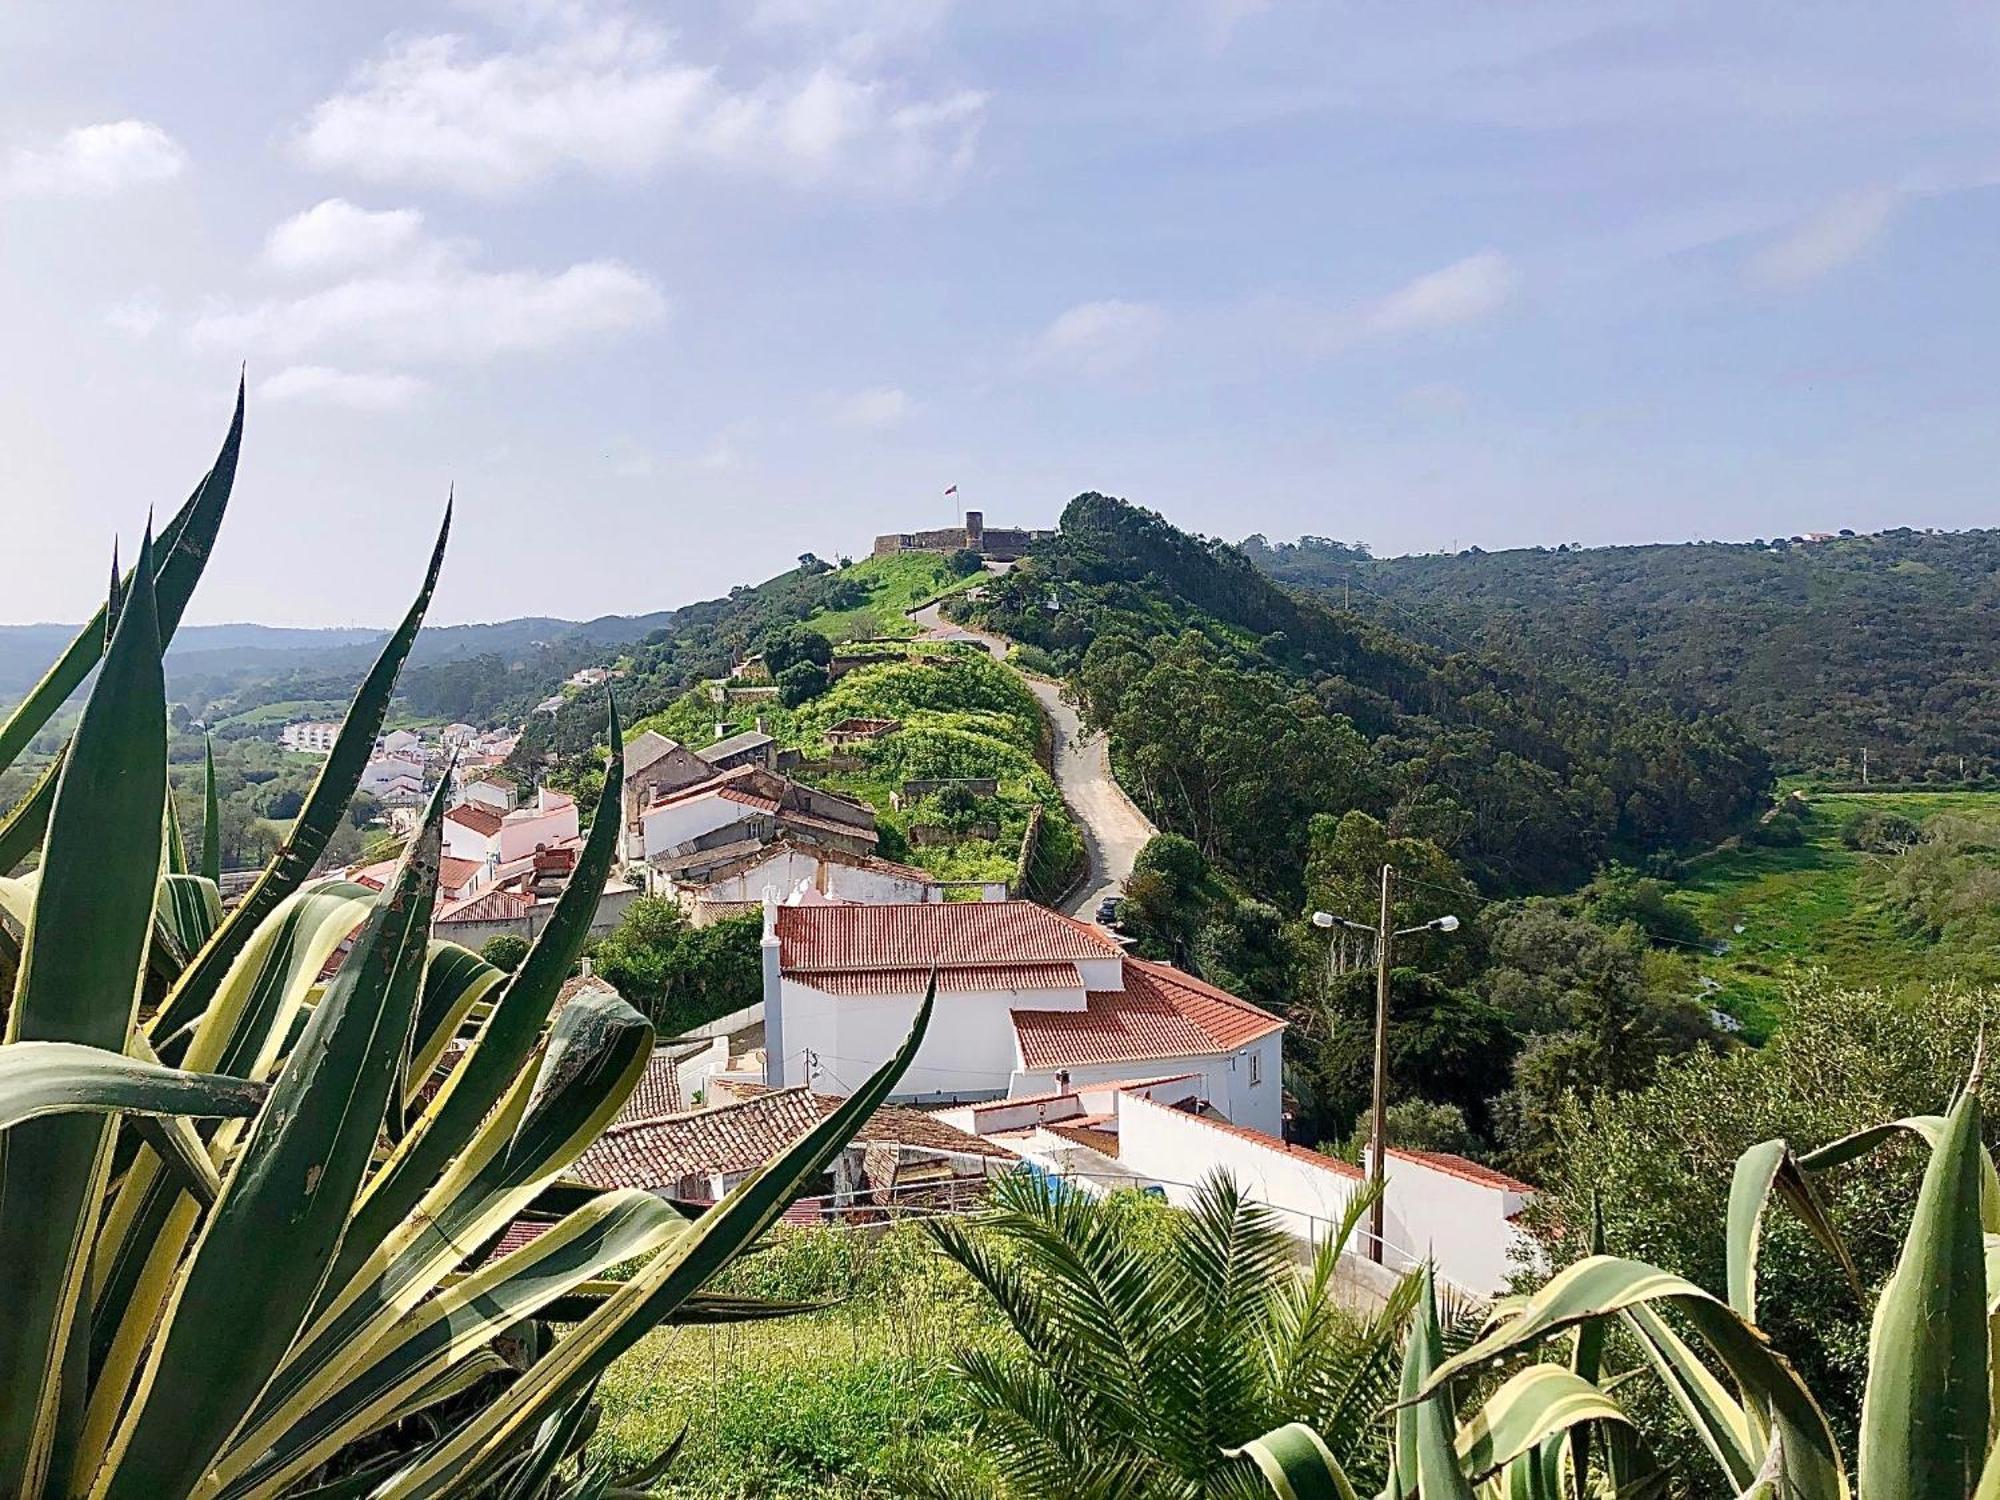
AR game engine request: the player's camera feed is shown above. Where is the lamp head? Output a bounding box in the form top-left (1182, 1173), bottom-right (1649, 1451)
top-left (1434, 913), bottom-right (1461, 933)
top-left (1310, 911), bottom-right (1335, 929)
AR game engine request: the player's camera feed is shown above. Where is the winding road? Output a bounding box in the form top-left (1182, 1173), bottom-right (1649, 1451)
top-left (908, 601), bottom-right (1155, 917)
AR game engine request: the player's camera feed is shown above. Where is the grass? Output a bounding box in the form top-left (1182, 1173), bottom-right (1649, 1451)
top-left (591, 1223), bottom-right (1003, 1497)
top-left (805, 554), bottom-right (986, 643)
top-left (1675, 789), bottom-right (2000, 1038)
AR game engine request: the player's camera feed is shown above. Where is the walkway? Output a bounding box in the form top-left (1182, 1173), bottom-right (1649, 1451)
top-left (908, 601), bottom-right (1156, 917)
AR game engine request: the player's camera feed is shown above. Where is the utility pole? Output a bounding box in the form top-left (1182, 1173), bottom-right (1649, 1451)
top-left (1862, 747), bottom-right (1870, 787)
top-left (1369, 863), bottom-right (1393, 1263)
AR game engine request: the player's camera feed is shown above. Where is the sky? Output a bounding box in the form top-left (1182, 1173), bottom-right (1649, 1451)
top-left (5, 1), bottom-right (2000, 626)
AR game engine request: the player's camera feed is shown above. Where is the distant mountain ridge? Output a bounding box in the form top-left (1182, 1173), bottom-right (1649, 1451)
top-left (0, 611), bottom-right (677, 701)
top-left (1240, 528), bottom-right (2000, 780)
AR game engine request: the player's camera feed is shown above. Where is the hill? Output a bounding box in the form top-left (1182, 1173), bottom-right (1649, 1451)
top-left (955, 494), bottom-right (1771, 896)
top-left (1240, 528), bottom-right (2000, 782)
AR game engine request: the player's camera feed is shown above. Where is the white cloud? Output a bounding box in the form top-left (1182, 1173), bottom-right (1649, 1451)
top-left (264, 199), bottom-right (425, 275)
top-left (295, 8), bottom-right (985, 195)
top-left (1032, 299), bottom-right (1165, 378)
top-left (102, 296), bottom-right (164, 339)
top-left (3, 120), bottom-right (186, 198)
top-left (830, 386), bottom-right (910, 429)
top-left (192, 255), bottom-right (664, 364)
top-left (1749, 189), bottom-right (1896, 287)
top-left (260, 365), bottom-right (431, 410)
top-left (1365, 252), bottom-right (1517, 335)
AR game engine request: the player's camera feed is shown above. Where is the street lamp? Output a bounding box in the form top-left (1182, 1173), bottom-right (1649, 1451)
top-left (1312, 868), bottom-right (1461, 1263)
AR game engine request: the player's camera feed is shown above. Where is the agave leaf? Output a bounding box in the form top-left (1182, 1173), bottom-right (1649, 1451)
top-left (164, 787), bottom-right (189, 876)
top-left (1409, 1265), bottom-right (1476, 1500)
top-left (334, 700), bottom-right (623, 1297)
top-left (201, 735), bottom-right (221, 885)
top-left (0, 527), bottom-right (167, 1495)
top-left (0, 378), bottom-right (240, 780)
top-left (1615, 1302), bottom-right (1758, 1490)
top-left (1454, 1366), bottom-right (1630, 1481)
top-left (404, 940), bottom-right (505, 1107)
top-left (1728, 1138), bottom-right (1863, 1329)
top-left (93, 779), bottom-right (448, 1499)
top-left (149, 503), bottom-right (450, 1048)
top-left (214, 1189), bottom-right (681, 1500)
top-left (78, 889), bottom-right (371, 1475)
top-left (1224, 1422), bottom-right (1358, 1500)
top-left (0, 1039), bottom-right (265, 1131)
top-left (240, 988), bottom-right (654, 1450)
top-left (1420, 1257), bottom-right (1843, 1500)
top-left (369, 978), bottom-right (938, 1499)
top-left (1857, 1077), bottom-right (1989, 1500)
top-left (0, 752), bottom-right (63, 878)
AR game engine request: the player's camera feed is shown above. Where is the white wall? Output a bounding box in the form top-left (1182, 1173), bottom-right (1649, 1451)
top-left (443, 822), bottom-right (498, 866)
top-left (1116, 1092), bottom-right (1363, 1245)
top-left (498, 793), bottom-right (579, 862)
top-left (696, 847), bottom-right (935, 905)
top-left (1011, 1029), bottom-right (1283, 1136)
top-left (1381, 1152), bottom-right (1532, 1295)
top-left (463, 780), bottom-right (515, 813)
top-left (778, 975), bottom-right (1085, 1101)
top-left (642, 794), bottom-right (751, 859)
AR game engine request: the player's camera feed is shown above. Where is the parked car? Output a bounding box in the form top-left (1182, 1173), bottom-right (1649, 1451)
top-left (1095, 894), bottom-right (1122, 926)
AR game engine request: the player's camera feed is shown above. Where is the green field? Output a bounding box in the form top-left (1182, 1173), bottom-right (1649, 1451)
top-left (593, 1224), bottom-right (1001, 1497)
top-left (804, 553), bottom-right (986, 643)
top-left (1676, 789), bottom-right (2000, 1038)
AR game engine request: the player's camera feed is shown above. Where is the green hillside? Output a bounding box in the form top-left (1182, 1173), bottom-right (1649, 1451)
top-left (1675, 789), bottom-right (2000, 1037)
top-left (1243, 528), bottom-right (2000, 782)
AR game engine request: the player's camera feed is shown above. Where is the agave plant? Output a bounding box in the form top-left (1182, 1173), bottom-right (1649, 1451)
top-left (0, 386), bottom-right (932, 1499)
top-left (1232, 1057), bottom-right (2000, 1498)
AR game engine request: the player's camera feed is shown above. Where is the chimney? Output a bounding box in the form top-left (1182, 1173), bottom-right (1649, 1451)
top-left (755, 715), bottom-right (768, 734)
top-left (760, 885), bottom-right (785, 1089)
top-left (715, 722), bottom-right (728, 741)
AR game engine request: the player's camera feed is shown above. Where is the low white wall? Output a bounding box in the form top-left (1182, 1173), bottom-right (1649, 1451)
top-left (1381, 1152), bottom-right (1531, 1295)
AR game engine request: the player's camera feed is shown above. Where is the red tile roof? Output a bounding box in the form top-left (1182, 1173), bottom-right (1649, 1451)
top-left (435, 886), bottom-right (536, 924)
top-left (571, 1086), bottom-right (1012, 1191)
top-left (1390, 1147), bottom-right (1535, 1194)
top-left (778, 900), bottom-right (1121, 973)
top-left (1169, 1105), bottom-right (1365, 1180)
top-left (620, 1050), bottom-right (687, 1121)
top-left (646, 764), bottom-right (765, 811)
top-left (778, 807), bottom-right (879, 845)
top-left (719, 787), bottom-right (782, 814)
top-left (799, 962), bottom-right (1080, 997)
top-left (445, 802), bottom-right (504, 837)
top-left (1010, 958), bottom-right (1283, 1071)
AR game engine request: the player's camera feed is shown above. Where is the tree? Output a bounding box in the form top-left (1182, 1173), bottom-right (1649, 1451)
top-left (763, 624), bottom-right (833, 678)
top-left (1523, 977), bottom-right (2000, 1475)
top-left (480, 933), bottom-right (531, 972)
top-left (916, 1172), bottom-right (1411, 1499)
top-left (589, 898), bottom-right (761, 1035)
top-left (775, 659), bottom-right (830, 708)
top-left (1582, 864), bottom-right (1704, 948)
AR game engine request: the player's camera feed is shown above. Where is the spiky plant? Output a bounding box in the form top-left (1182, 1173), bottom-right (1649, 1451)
top-left (1231, 1063), bottom-right (2000, 1498)
top-left (911, 1171), bottom-right (1417, 1499)
top-left (0, 385), bottom-right (931, 1499)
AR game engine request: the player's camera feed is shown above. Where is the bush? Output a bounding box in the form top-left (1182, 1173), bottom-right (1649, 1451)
top-left (1583, 865), bottom-right (1705, 948)
top-left (1752, 808), bottom-right (1808, 846)
top-left (944, 547), bottom-right (984, 577)
top-left (763, 625), bottom-right (833, 677)
top-left (1843, 808), bottom-right (1920, 852)
top-left (1132, 831), bottom-right (1206, 896)
top-left (775, 660), bottom-right (830, 708)
top-left (479, 933), bottom-right (530, 972)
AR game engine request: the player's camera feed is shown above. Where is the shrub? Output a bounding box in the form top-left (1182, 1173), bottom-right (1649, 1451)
top-left (775, 660), bottom-right (830, 708)
top-left (1843, 808), bottom-right (1920, 851)
top-left (479, 932), bottom-right (531, 972)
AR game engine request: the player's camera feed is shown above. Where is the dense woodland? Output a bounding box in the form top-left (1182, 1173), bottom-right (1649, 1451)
top-left (961, 493), bottom-right (1772, 896)
top-left (1242, 527), bottom-right (2000, 782)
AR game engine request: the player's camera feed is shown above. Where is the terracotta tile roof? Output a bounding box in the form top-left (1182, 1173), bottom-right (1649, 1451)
top-left (719, 787), bottom-right (782, 814)
top-left (445, 802), bottom-right (504, 837)
top-left (778, 900), bottom-right (1122, 973)
top-left (646, 764), bottom-right (766, 811)
top-left (619, 1050), bottom-right (687, 1121)
top-left (488, 1217), bottom-right (556, 1257)
top-left (779, 808), bottom-right (879, 845)
top-left (1172, 1105), bottom-right (1365, 1180)
top-left (800, 962), bottom-right (1080, 997)
top-left (572, 1086), bottom-right (1013, 1191)
top-left (436, 886), bottom-right (536, 924)
top-left (1391, 1147), bottom-right (1535, 1194)
top-left (556, 974), bottom-right (619, 1010)
top-left (1010, 959), bottom-right (1282, 1071)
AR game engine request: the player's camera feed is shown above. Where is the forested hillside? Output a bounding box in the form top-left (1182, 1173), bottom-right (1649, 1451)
top-left (1241, 528), bottom-right (2000, 781)
top-left (959, 494), bottom-right (1770, 896)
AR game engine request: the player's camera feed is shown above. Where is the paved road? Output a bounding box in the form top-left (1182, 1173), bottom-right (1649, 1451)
top-left (909, 601), bottom-right (1156, 917)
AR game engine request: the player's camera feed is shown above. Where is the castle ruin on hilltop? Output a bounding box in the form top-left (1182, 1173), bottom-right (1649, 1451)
top-left (871, 510), bottom-right (1054, 562)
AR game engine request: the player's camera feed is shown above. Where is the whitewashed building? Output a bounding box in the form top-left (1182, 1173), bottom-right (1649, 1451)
top-left (280, 720), bottom-right (342, 754)
top-left (762, 898), bottom-right (1285, 1132)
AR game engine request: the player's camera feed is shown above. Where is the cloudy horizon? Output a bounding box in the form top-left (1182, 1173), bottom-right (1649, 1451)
top-left (6, 1), bottom-right (2000, 626)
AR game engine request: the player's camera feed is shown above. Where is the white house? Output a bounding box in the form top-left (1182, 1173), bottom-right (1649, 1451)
top-left (497, 788), bottom-right (578, 862)
top-left (440, 722), bottom-right (481, 748)
top-left (662, 838), bottom-right (949, 920)
top-left (461, 774), bottom-right (518, 815)
top-left (638, 767), bottom-right (877, 865)
top-left (944, 1078), bottom-right (1535, 1295)
top-left (280, 721), bottom-right (342, 754)
top-left (359, 753), bottom-right (427, 803)
top-left (380, 728), bottom-right (422, 757)
top-left (443, 801), bottom-right (505, 866)
top-left (763, 897), bottom-right (1285, 1132)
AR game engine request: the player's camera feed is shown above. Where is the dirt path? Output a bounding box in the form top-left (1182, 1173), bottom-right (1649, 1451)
top-left (908, 601), bottom-right (1155, 916)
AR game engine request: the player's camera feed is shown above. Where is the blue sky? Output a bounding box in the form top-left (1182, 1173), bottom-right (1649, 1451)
top-left (4, 1), bottom-right (1999, 625)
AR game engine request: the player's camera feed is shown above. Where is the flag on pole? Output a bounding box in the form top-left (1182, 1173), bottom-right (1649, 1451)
top-left (944, 484), bottom-right (957, 496)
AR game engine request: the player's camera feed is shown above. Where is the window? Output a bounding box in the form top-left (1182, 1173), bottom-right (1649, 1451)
top-left (1248, 1050), bottom-right (1263, 1086)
